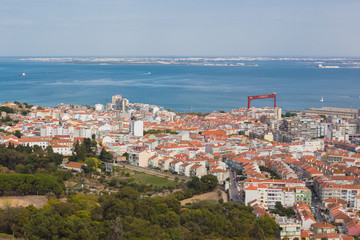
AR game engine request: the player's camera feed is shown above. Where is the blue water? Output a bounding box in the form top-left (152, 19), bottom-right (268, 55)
top-left (1, 58), bottom-right (360, 112)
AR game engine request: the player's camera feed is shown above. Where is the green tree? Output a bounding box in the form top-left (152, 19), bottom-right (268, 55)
top-left (82, 157), bottom-right (99, 174)
top-left (200, 175), bottom-right (218, 192)
top-left (14, 130), bottom-right (22, 138)
top-left (0, 106), bottom-right (15, 113)
top-left (122, 152), bottom-right (129, 161)
top-left (99, 148), bottom-right (113, 162)
top-left (186, 177), bottom-right (202, 192)
top-left (74, 141), bottom-right (86, 161)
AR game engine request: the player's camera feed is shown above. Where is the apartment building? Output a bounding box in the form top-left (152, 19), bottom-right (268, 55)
top-left (129, 150), bottom-right (152, 168)
top-left (245, 183), bottom-right (311, 209)
top-left (276, 216), bottom-right (301, 240)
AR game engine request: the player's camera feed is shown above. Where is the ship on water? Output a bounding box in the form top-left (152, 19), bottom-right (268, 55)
top-left (316, 64), bottom-right (339, 69)
top-left (19, 73), bottom-right (26, 77)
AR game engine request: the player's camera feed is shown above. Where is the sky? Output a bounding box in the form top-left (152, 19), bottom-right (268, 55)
top-left (0, 0), bottom-right (360, 57)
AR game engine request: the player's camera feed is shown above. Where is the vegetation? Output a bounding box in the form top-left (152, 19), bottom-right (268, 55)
top-left (0, 102), bottom-right (33, 116)
top-left (70, 138), bottom-right (98, 161)
top-left (0, 188), bottom-right (279, 239)
top-left (0, 106), bottom-right (15, 114)
top-left (0, 138), bottom-right (278, 239)
top-left (260, 166), bottom-right (281, 179)
top-left (186, 175), bottom-right (218, 193)
top-left (189, 112), bottom-right (208, 117)
top-left (282, 112), bottom-right (297, 118)
top-left (81, 157), bottom-right (100, 174)
top-left (238, 130), bottom-right (246, 135)
top-left (270, 202), bottom-right (295, 218)
top-left (22, 102), bottom-right (33, 109)
top-left (170, 175), bottom-right (219, 201)
top-left (0, 113), bottom-right (278, 240)
top-left (0, 144), bottom-right (63, 174)
top-left (122, 152), bottom-right (129, 161)
top-left (144, 129), bottom-right (178, 135)
top-left (320, 114), bottom-right (327, 121)
top-left (0, 116), bottom-right (19, 126)
top-left (0, 129), bottom-right (13, 135)
top-left (0, 174), bottom-right (63, 197)
top-left (130, 171), bottom-right (179, 188)
top-left (176, 112), bottom-right (209, 117)
top-left (14, 130), bottom-right (22, 138)
top-left (99, 148), bottom-right (113, 162)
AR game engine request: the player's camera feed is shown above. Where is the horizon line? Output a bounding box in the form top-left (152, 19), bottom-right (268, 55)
top-left (1, 55), bottom-right (360, 58)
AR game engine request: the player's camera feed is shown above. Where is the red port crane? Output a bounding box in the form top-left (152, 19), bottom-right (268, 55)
top-left (248, 93), bottom-right (277, 108)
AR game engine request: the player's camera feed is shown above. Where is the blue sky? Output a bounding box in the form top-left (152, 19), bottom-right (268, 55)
top-left (0, 0), bottom-right (359, 56)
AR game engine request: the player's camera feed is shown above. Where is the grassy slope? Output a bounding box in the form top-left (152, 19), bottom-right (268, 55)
top-left (131, 171), bottom-right (179, 188)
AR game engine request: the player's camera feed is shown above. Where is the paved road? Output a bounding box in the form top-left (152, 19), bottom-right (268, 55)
top-left (229, 170), bottom-right (242, 204)
top-left (311, 198), bottom-right (324, 222)
top-left (309, 185), bottom-right (325, 222)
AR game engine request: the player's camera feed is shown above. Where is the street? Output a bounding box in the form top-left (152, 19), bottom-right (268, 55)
top-left (309, 186), bottom-right (325, 222)
top-left (229, 170), bottom-right (243, 204)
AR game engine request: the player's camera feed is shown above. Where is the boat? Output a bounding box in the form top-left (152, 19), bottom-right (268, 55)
top-left (19, 73), bottom-right (26, 77)
top-left (147, 72), bottom-right (151, 75)
top-left (320, 97), bottom-right (324, 102)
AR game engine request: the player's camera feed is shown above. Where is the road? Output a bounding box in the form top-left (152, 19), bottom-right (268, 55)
top-left (311, 197), bottom-right (324, 222)
top-left (309, 185), bottom-right (325, 222)
top-left (229, 170), bottom-right (242, 204)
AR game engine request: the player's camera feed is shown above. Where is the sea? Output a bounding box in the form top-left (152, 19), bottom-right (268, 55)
top-left (1, 57), bottom-right (360, 113)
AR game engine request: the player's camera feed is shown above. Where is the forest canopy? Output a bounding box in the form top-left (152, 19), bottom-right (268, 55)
top-left (0, 188), bottom-right (279, 240)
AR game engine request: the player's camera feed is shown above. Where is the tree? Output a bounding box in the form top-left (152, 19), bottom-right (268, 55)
top-left (0, 106), bottom-right (15, 114)
top-left (82, 157), bottom-right (99, 174)
top-left (14, 131), bottom-right (21, 139)
top-left (249, 222), bottom-right (265, 240)
top-left (99, 148), bottom-right (113, 162)
top-left (107, 217), bottom-right (125, 240)
top-left (73, 140), bottom-right (86, 161)
top-left (122, 152), bottom-right (129, 161)
top-left (271, 202), bottom-right (295, 217)
top-left (83, 138), bottom-right (93, 156)
top-left (239, 130), bottom-right (245, 135)
top-left (0, 187), bottom-right (281, 239)
top-left (200, 175), bottom-right (218, 192)
top-left (186, 177), bottom-right (202, 192)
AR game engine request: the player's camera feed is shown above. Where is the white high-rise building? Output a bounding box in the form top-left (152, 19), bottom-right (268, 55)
top-left (110, 95), bottom-right (129, 112)
top-left (130, 120), bottom-right (143, 137)
top-left (95, 104), bottom-right (104, 112)
top-left (130, 115), bottom-right (143, 137)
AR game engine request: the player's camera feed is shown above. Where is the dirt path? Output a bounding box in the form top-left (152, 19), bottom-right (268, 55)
top-left (0, 195), bottom-right (66, 208)
top-left (0, 195), bottom-right (48, 208)
top-left (181, 188), bottom-right (228, 205)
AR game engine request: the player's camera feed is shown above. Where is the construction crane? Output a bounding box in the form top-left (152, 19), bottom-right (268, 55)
top-left (248, 93), bottom-right (277, 108)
